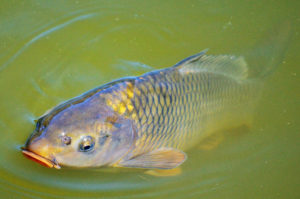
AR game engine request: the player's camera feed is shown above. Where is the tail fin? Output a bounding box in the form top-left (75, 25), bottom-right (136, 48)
top-left (245, 21), bottom-right (293, 79)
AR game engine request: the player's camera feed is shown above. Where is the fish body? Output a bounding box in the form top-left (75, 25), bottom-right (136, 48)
top-left (22, 50), bottom-right (262, 169)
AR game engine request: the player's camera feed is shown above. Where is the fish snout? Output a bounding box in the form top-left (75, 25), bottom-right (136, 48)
top-left (22, 137), bottom-right (60, 169)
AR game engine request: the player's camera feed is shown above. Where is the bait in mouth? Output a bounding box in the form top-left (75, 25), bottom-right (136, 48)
top-left (22, 49), bottom-right (272, 170)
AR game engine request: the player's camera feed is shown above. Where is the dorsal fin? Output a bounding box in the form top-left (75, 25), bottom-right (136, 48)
top-left (173, 49), bottom-right (208, 67)
top-left (174, 50), bottom-right (248, 80)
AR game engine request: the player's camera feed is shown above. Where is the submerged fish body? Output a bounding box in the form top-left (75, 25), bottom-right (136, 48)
top-left (23, 50), bottom-right (263, 169)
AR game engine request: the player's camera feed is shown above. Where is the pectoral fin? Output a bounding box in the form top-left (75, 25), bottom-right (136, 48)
top-left (117, 148), bottom-right (187, 169)
top-left (145, 167), bottom-right (182, 177)
top-left (198, 132), bottom-right (224, 150)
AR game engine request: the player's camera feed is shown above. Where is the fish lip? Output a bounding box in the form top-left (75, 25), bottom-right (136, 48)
top-left (21, 149), bottom-right (61, 169)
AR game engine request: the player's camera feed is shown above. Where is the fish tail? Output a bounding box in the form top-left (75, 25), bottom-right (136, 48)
top-left (245, 21), bottom-right (293, 79)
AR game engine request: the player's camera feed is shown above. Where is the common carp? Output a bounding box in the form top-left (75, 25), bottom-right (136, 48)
top-left (22, 50), bottom-right (266, 169)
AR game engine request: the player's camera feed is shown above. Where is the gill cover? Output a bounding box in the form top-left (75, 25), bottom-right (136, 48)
top-left (95, 113), bottom-right (137, 167)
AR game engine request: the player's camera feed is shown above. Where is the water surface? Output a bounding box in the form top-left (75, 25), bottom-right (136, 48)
top-left (0, 0), bottom-right (299, 198)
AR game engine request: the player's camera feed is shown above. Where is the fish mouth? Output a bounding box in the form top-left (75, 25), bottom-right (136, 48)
top-left (22, 149), bottom-right (61, 169)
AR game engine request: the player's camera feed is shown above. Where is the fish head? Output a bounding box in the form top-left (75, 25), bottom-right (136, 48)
top-left (22, 98), bottom-right (136, 169)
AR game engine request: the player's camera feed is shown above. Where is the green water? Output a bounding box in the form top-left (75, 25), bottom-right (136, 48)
top-left (0, 0), bottom-right (299, 198)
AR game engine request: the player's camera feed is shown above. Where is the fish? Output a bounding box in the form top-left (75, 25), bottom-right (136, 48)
top-left (22, 50), bottom-right (267, 170)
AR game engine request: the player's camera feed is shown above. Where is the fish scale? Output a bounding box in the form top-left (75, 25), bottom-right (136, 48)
top-left (116, 67), bottom-right (257, 156)
top-left (23, 51), bottom-right (264, 169)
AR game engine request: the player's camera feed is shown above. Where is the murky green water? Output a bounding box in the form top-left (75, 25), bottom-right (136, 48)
top-left (0, 0), bottom-right (299, 198)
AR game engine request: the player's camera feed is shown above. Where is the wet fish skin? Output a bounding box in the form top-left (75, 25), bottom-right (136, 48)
top-left (117, 54), bottom-right (259, 164)
top-left (23, 50), bottom-right (260, 169)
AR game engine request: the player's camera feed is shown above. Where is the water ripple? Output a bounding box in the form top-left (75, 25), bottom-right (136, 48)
top-left (0, 13), bottom-right (97, 72)
top-left (0, 3), bottom-right (216, 199)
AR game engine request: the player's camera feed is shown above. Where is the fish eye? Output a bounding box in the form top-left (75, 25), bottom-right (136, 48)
top-left (60, 135), bottom-right (71, 145)
top-left (79, 136), bottom-right (95, 152)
